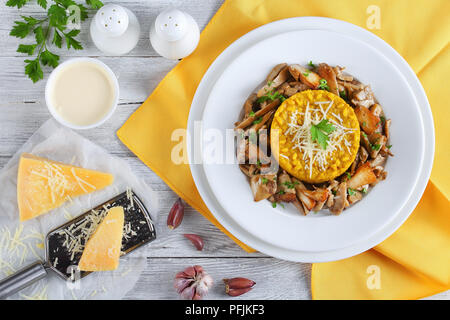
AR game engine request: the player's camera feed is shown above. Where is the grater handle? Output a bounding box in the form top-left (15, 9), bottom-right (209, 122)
top-left (0, 261), bottom-right (48, 299)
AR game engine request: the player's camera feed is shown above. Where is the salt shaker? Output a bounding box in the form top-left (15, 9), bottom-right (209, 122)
top-left (149, 8), bottom-right (200, 60)
top-left (90, 4), bottom-right (140, 55)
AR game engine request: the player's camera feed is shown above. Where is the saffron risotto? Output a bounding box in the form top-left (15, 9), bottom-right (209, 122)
top-left (271, 90), bottom-right (360, 183)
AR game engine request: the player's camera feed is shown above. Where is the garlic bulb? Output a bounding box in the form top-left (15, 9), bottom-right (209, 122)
top-left (174, 265), bottom-right (213, 300)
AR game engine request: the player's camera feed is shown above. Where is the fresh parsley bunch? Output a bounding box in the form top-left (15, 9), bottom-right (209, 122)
top-left (8, 0), bottom-right (104, 82)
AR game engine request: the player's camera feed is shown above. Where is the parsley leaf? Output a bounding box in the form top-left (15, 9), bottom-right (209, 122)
top-left (17, 44), bottom-right (37, 56)
top-left (86, 0), bottom-right (104, 9)
top-left (40, 49), bottom-right (59, 68)
top-left (310, 119), bottom-right (336, 150)
top-left (48, 4), bottom-right (68, 29)
top-left (52, 29), bottom-right (62, 48)
top-left (24, 58), bottom-right (43, 83)
top-left (64, 29), bottom-right (83, 50)
top-left (6, 0), bottom-right (30, 9)
top-left (37, 0), bottom-right (47, 9)
top-left (34, 26), bottom-right (45, 44)
top-left (261, 177), bottom-right (268, 184)
top-left (347, 188), bottom-right (356, 196)
top-left (54, 0), bottom-right (77, 9)
top-left (272, 202), bottom-right (277, 208)
top-left (308, 60), bottom-right (316, 69)
top-left (10, 21), bottom-right (33, 38)
top-left (317, 79), bottom-right (329, 91)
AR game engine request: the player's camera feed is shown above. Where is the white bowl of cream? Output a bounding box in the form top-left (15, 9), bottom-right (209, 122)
top-left (45, 58), bottom-right (119, 129)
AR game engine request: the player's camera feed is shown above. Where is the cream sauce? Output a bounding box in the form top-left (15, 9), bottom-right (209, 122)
top-left (49, 61), bottom-right (116, 126)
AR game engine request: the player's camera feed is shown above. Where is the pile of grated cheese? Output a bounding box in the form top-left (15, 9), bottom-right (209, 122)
top-left (0, 224), bottom-right (44, 277)
top-left (284, 100), bottom-right (357, 178)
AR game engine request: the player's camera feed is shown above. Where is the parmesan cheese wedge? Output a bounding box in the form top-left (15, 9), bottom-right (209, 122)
top-left (17, 153), bottom-right (114, 222)
top-left (78, 206), bottom-right (124, 271)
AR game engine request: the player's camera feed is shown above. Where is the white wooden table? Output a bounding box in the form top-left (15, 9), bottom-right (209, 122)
top-left (0, 0), bottom-right (447, 300)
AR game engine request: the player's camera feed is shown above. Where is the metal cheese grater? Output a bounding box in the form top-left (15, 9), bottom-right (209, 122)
top-left (0, 190), bottom-right (156, 299)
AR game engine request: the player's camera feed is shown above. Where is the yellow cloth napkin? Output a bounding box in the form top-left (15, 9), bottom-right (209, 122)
top-left (117, 0), bottom-right (450, 299)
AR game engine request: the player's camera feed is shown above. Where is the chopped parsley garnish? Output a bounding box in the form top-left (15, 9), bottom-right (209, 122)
top-left (362, 187), bottom-right (368, 194)
top-left (380, 116), bottom-right (386, 125)
top-left (248, 111), bottom-right (255, 117)
top-left (252, 117), bottom-right (263, 125)
top-left (387, 145), bottom-right (392, 149)
top-left (302, 71), bottom-right (310, 77)
top-left (272, 202), bottom-right (277, 208)
top-left (371, 143), bottom-right (381, 151)
top-left (278, 190), bottom-right (285, 195)
top-left (308, 60), bottom-right (316, 69)
top-left (310, 119), bottom-right (336, 149)
top-left (282, 181), bottom-right (299, 189)
top-left (261, 177), bottom-right (268, 184)
top-left (279, 203), bottom-right (285, 209)
top-left (256, 90), bottom-right (286, 104)
top-left (332, 190), bottom-right (337, 196)
top-left (317, 79), bottom-right (329, 91)
top-left (267, 80), bottom-right (274, 86)
top-left (339, 90), bottom-right (348, 101)
top-left (346, 172), bottom-right (352, 179)
top-left (256, 159), bottom-right (261, 168)
top-left (347, 188), bottom-right (356, 196)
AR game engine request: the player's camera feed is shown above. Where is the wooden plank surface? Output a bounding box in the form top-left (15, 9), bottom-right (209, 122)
top-left (0, 0), bottom-right (447, 300)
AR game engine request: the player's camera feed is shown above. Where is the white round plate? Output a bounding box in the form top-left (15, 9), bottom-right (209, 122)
top-left (187, 17), bottom-right (434, 262)
top-left (201, 29), bottom-right (424, 252)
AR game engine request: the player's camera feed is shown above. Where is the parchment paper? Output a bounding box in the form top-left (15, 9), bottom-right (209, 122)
top-left (0, 119), bottom-right (159, 300)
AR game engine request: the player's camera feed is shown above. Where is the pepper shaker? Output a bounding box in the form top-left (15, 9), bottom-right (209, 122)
top-left (90, 4), bottom-right (140, 55)
top-left (149, 8), bottom-right (200, 60)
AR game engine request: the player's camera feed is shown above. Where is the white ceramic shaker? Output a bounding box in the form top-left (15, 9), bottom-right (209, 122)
top-left (149, 8), bottom-right (200, 60)
top-left (90, 4), bottom-right (141, 55)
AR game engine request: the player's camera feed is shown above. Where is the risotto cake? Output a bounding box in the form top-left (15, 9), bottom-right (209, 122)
top-left (271, 90), bottom-right (360, 183)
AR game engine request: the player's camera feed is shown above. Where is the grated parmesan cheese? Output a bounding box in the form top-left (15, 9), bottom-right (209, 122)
top-left (284, 100), bottom-right (356, 178)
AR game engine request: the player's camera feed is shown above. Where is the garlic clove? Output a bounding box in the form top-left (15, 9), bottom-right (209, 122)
top-left (223, 277), bottom-right (256, 297)
top-left (183, 234), bottom-right (204, 251)
top-left (227, 287), bottom-right (253, 297)
top-left (167, 198), bottom-right (184, 229)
